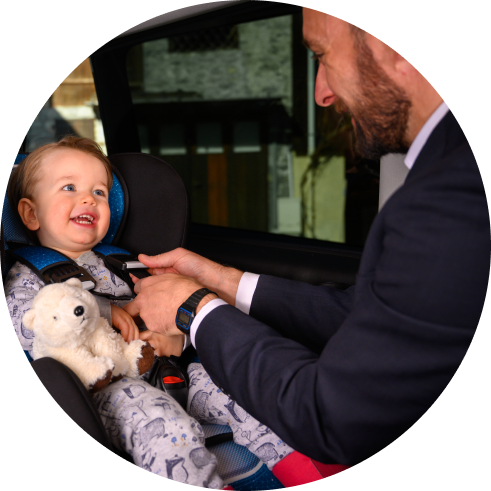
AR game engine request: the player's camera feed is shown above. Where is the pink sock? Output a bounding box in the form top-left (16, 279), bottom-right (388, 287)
top-left (272, 451), bottom-right (349, 486)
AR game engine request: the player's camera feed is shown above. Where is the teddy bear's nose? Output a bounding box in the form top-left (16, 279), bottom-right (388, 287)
top-left (74, 306), bottom-right (84, 317)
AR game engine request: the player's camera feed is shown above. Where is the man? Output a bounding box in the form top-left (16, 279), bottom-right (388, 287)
top-left (124, 9), bottom-right (490, 465)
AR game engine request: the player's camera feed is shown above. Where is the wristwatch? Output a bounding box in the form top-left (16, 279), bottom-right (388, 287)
top-left (175, 288), bottom-right (218, 334)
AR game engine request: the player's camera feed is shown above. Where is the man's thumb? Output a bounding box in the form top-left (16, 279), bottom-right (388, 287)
top-left (138, 251), bottom-right (173, 268)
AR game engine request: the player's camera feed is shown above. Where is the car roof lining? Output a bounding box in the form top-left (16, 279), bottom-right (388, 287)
top-left (117, 1), bottom-right (247, 38)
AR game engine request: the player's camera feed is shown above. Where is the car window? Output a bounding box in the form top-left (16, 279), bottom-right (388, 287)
top-left (25, 58), bottom-right (106, 155)
top-left (126, 12), bottom-right (379, 247)
top-left (24, 11), bottom-right (379, 248)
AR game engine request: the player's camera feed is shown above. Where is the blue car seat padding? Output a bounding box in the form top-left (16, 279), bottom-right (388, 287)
top-left (100, 170), bottom-right (126, 245)
top-left (1, 154), bottom-right (29, 274)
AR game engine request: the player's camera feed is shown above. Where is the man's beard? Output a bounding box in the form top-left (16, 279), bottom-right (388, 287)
top-left (336, 38), bottom-right (412, 160)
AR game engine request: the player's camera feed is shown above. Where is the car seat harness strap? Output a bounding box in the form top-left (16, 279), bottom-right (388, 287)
top-left (6, 243), bottom-right (97, 290)
top-left (6, 242), bottom-right (148, 300)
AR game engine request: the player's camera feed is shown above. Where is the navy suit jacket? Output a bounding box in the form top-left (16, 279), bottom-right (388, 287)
top-left (195, 112), bottom-right (490, 464)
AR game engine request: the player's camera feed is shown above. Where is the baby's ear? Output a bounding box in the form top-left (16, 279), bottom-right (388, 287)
top-left (18, 198), bottom-right (40, 231)
top-left (22, 308), bottom-right (36, 330)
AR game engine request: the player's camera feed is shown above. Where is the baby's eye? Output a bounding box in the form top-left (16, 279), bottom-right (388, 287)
top-left (62, 184), bottom-right (75, 192)
top-left (93, 189), bottom-right (105, 197)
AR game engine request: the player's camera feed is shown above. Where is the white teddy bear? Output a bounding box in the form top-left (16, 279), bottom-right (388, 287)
top-left (23, 278), bottom-right (154, 392)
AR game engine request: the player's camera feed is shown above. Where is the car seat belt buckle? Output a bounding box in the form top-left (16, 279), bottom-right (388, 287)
top-left (124, 260), bottom-right (147, 269)
top-left (105, 255), bottom-right (147, 271)
top-left (42, 263), bottom-right (96, 290)
top-left (147, 356), bottom-right (189, 410)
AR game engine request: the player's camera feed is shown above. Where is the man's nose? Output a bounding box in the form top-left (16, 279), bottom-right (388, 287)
top-left (314, 66), bottom-right (336, 107)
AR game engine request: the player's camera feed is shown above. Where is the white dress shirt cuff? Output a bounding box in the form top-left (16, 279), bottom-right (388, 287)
top-left (190, 298), bottom-right (228, 348)
top-left (183, 335), bottom-right (191, 351)
top-left (235, 272), bottom-right (260, 315)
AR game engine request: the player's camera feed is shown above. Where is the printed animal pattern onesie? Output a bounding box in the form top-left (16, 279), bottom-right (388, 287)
top-left (5, 251), bottom-right (292, 486)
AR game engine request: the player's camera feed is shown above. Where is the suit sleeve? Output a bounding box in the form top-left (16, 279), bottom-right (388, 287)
top-left (246, 276), bottom-right (354, 354)
top-left (195, 136), bottom-right (489, 464)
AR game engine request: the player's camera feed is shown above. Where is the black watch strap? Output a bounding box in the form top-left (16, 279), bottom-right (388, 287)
top-left (186, 288), bottom-right (217, 310)
top-left (176, 288), bottom-right (218, 335)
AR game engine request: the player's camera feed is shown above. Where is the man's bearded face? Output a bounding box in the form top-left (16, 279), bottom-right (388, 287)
top-left (336, 36), bottom-right (412, 160)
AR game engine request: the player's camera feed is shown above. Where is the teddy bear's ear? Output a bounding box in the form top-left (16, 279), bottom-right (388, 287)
top-left (65, 278), bottom-right (83, 289)
top-left (22, 308), bottom-right (36, 330)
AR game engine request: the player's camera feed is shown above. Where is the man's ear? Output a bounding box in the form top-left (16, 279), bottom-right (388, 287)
top-left (18, 198), bottom-right (40, 231)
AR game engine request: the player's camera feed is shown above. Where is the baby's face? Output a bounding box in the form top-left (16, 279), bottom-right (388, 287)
top-left (30, 148), bottom-right (111, 258)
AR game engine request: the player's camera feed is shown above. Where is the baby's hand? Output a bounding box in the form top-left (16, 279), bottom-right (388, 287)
top-left (139, 330), bottom-right (185, 357)
top-left (111, 304), bottom-right (140, 343)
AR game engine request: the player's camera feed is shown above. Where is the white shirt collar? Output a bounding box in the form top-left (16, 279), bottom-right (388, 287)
top-left (404, 102), bottom-right (449, 169)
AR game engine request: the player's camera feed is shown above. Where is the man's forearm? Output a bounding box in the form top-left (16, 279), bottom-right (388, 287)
top-left (201, 264), bottom-right (243, 307)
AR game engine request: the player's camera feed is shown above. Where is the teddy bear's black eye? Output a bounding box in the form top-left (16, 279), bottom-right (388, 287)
top-left (53, 316), bottom-right (57, 321)
top-left (74, 306), bottom-right (84, 317)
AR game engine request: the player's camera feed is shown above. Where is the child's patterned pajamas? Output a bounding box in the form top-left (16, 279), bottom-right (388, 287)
top-left (5, 251), bottom-right (292, 486)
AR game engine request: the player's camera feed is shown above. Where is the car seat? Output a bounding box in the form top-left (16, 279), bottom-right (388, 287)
top-left (1, 151), bottom-right (293, 489)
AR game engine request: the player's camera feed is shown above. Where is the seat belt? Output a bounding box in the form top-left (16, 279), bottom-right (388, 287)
top-left (92, 243), bottom-right (150, 288)
top-left (6, 242), bottom-right (148, 300)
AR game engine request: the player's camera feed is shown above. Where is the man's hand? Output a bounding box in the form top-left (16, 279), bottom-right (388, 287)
top-left (123, 272), bottom-right (216, 336)
top-left (139, 330), bottom-right (185, 357)
top-left (137, 248), bottom-right (243, 306)
top-left (111, 303), bottom-right (139, 342)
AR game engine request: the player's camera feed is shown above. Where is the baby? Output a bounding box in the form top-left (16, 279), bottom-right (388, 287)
top-left (4, 136), bottom-right (293, 487)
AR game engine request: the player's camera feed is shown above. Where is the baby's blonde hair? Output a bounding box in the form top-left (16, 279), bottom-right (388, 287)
top-left (7, 136), bottom-right (113, 243)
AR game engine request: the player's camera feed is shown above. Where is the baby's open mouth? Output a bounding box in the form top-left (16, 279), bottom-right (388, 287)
top-left (71, 214), bottom-right (95, 225)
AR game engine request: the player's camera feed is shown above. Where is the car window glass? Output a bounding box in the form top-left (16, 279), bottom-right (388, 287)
top-left (126, 12), bottom-right (379, 246)
top-left (25, 59), bottom-right (106, 155)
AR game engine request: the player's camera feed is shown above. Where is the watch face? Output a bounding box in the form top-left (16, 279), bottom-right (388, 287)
top-left (177, 310), bottom-right (191, 325)
top-left (176, 307), bottom-right (193, 334)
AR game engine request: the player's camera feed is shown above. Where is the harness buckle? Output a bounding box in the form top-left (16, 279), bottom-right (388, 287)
top-left (42, 263), bottom-right (96, 290)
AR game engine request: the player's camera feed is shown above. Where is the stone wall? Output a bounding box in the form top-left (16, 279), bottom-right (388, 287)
top-left (142, 15), bottom-right (293, 113)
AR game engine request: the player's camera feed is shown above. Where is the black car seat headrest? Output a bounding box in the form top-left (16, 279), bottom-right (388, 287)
top-left (109, 153), bottom-right (189, 256)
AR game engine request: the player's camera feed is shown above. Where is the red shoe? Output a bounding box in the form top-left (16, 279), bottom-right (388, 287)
top-left (272, 451), bottom-right (349, 487)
